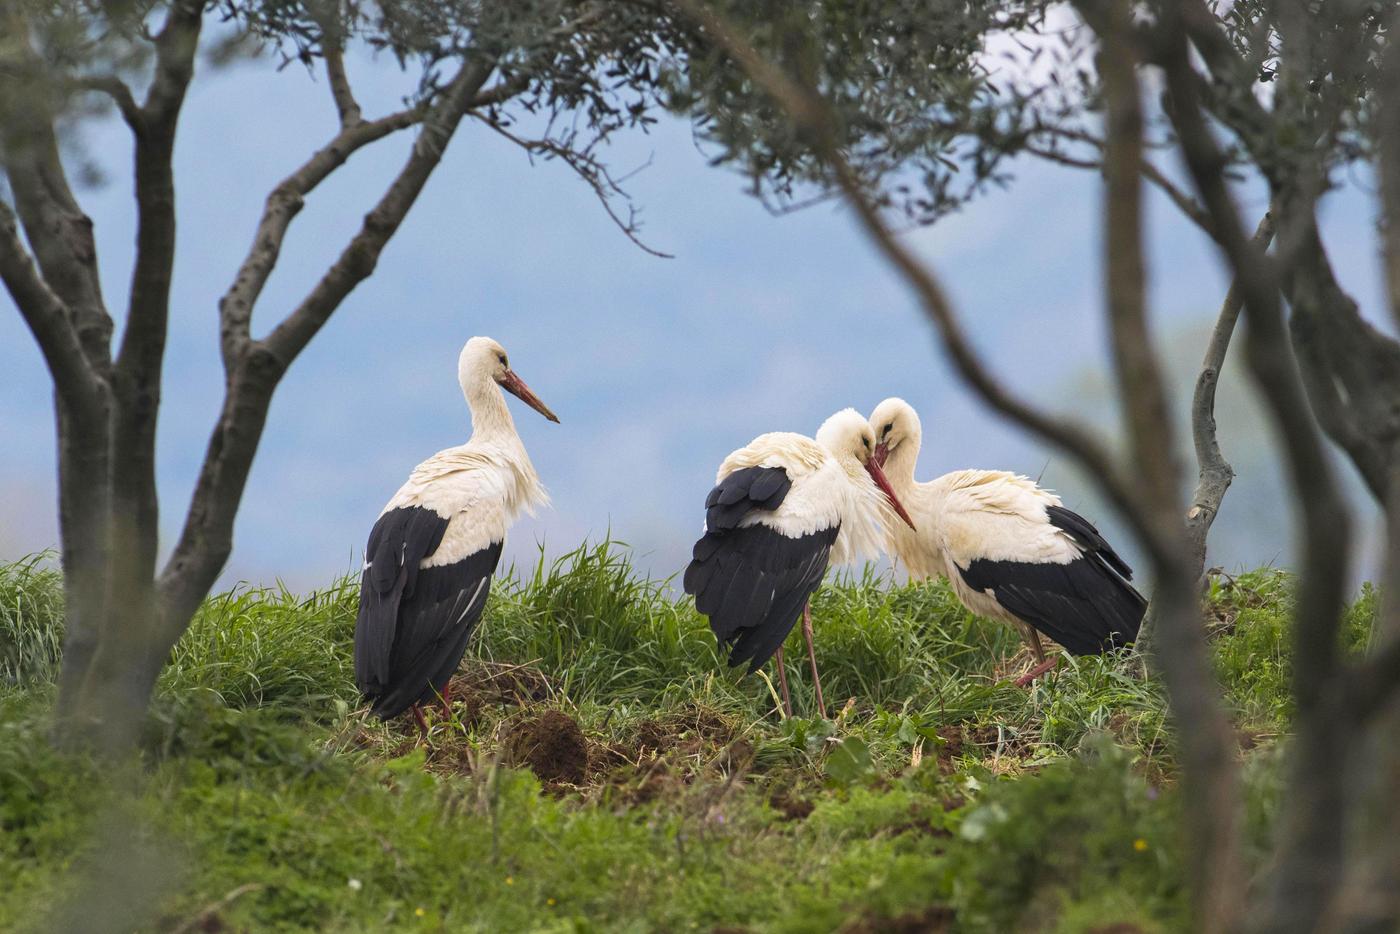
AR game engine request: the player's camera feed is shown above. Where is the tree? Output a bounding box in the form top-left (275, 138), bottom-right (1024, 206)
top-left (0, 0), bottom-right (697, 754)
top-left (0, 0), bottom-right (1028, 756)
top-left (665, 0), bottom-right (1400, 930)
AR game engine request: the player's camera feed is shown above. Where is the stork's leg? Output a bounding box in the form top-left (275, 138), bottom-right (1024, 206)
top-left (1015, 656), bottom-right (1060, 687)
top-left (439, 683), bottom-right (453, 720)
top-left (801, 602), bottom-right (827, 720)
top-left (1025, 625), bottom-right (1047, 663)
top-left (411, 703), bottom-right (429, 736)
top-left (774, 645), bottom-right (794, 718)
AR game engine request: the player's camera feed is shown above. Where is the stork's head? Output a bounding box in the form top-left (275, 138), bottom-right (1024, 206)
top-left (868, 397), bottom-right (920, 473)
top-left (816, 408), bottom-right (915, 530)
top-left (459, 336), bottom-right (559, 423)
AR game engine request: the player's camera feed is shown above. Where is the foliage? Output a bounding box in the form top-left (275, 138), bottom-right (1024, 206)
top-left (667, 0), bottom-right (1053, 222)
top-left (0, 553), bottom-right (63, 688)
top-left (0, 547), bottom-right (1362, 930)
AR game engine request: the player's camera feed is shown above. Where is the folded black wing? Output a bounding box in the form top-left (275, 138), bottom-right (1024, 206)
top-left (958, 506), bottom-right (1145, 655)
top-left (683, 466), bottom-right (837, 672)
top-left (355, 506), bottom-right (503, 718)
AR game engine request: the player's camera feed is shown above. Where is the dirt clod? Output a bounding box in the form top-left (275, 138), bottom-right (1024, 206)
top-left (506, 710), bottom-right (590, 785)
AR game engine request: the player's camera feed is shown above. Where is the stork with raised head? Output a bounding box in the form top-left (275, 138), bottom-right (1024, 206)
top-left (867, 398), bottom-right (1144, 685)
top-left (355, 336), bottom-right (558, 731)
top-left (682, 408), bottom-right (916, 718)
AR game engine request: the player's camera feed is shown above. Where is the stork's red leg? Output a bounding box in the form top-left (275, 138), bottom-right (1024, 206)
top-left (1014, 656), bottom-right (1060, 687)
top-left (411, 703), bottom-right (429, 735)
top-left (774, 645), bottom-right (793, 718)
top-left (801, 602), bottom-right (827, 719)
top-left (439, 683), bottom-right (453, 720)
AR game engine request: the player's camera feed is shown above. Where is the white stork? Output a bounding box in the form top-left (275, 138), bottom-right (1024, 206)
top-left (355, 336), bottom-right (558, 730)
top-left (683, 408), bottom-right (916, 718)
top-left (867, 398), bottom-right (1144, 685)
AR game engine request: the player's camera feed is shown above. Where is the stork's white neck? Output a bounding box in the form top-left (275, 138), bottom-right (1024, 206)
top-left (884, 430), bottom-right (921, 491)
top-left (464, 376), bottom-right (520, 445)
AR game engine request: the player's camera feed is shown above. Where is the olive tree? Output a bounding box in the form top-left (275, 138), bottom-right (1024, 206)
top-left (0, 0), bottom-right (689, 753)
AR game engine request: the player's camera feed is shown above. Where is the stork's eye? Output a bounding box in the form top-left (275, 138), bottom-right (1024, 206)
top-left (862, 437), bottom-right (871, 450)
top-left (883, 422), bottom-right (893, 437)
top-left (497, 353), bottom-right (507, 366)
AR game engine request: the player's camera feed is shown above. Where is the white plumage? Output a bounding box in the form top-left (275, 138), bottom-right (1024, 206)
top-left (868, 398), bottom-right (1144, 677)
top-left (684, 409), bottom-right (915, 716)
top-left (355, 336), bottom-right (558, 725)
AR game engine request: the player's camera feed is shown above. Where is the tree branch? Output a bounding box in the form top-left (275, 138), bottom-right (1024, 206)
top-left (1157, 9), bottom-right (1354, 930)
top-left (470, 74), bottom-right (531, 108)
top-left (72, 74), bottom-right (144, 130)
top-left (323, 42), bottom-right (362, 128)
top-left (0, 12), bottom-right (113, 368)
top-left (1184, 212), bottom-right (1276, 569)
top-left (0, 200), bottom-right (101, 415)
top-left (479, 118), bottom-right (673, 258)
top-left (1382, 6), bottom-right (1400, 335)
top-left (105, 0), bottom-right (203, 595)
top-left (217, 105), bottom-right (427, 370)
top-left (1085, 5), bottom-right (1245, 930)
top-left (1027, 128), bottom-right (1217, 239)
top-left (158, 56), bottom-right (496, 637)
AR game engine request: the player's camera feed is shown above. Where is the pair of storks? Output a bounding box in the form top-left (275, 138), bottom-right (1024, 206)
top-left (354, 338), bottom-right (1143, 726)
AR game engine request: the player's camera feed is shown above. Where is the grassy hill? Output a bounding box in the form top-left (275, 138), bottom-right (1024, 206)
top-left (0, 544), bottom-right (1374, 932)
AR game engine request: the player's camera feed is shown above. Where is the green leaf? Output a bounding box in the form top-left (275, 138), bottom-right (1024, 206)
top-left (825, 736), bottom-right (873, 786)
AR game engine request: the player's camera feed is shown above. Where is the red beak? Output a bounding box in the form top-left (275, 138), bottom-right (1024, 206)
top-left (865, 458), bottom-right (916, 531)
top-left (873, 441), bottom-right (890, 470)
top-left (497, 369), bottom-right (560, 423)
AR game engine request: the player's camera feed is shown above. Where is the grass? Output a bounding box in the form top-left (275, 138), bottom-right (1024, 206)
top-left (0, 543), bottom-right (1367, 932)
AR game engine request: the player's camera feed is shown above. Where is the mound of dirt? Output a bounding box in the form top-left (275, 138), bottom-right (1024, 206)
top-left (506, 710), bottom-right (590, 785)
top-left (839, 905), bottom-right (954, 933)
top-left (447, 662), bottom-right (553, 726)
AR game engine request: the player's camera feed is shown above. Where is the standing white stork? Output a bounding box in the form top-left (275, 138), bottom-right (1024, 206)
top-left (867, 398), bottom-right (1144, 685)
top-left (355, 336), bottom-right (558, 730)
top-left (682, 409), bottom-right (916, 718)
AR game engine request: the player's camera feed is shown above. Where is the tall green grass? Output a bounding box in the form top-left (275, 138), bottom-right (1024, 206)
top-left (0, 553), bottom-right (64, 688)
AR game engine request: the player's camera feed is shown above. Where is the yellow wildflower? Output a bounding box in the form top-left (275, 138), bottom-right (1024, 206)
top-left (1133, 838), bottom-right (1149, 852)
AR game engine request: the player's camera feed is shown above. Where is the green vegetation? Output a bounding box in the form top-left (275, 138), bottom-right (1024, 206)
top-left (0, 546), bottom-right (1362, 932)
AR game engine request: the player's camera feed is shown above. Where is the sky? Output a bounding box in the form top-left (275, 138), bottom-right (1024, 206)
top-left (0, 36), bottom-right (1391, 593)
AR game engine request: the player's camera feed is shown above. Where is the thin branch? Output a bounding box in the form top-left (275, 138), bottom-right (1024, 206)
top-left (157, 57), bottom-right (496, 634)
top-left (72, 74), bottom-right (143, 130)
top-left (1027, 128), bottom-right (1217, 238)
top-left (1184, 212), bottom-right (1276, 567)
top-left (668, 0), bottom-right (1165, 563)
top-left (323, 42), bottom-right (362, 128)
top-left (479, 118), bottom-right (673, 258)
top-left (470, 74), bottom-right (531, 108)
top-left (217, 105), bottom-right (426, 370)
top-left (0, 199), bottom-right (101, 415)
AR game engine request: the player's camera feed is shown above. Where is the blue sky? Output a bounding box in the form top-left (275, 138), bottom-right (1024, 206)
top-left (0, 44), bottom-right (1389, 590)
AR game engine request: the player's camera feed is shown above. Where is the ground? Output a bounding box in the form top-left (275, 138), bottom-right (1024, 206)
top-left (0, 545), bottom-right (1375, 932)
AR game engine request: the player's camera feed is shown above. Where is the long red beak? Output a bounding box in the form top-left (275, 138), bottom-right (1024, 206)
top-left (497, 369), bottom-right (560, 423)
top-left (873, 441), bottom-right (890, 470)
top-left (865, 458), bottom-right (916, 531)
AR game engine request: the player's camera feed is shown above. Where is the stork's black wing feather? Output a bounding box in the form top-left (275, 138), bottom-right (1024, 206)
top-left (958, 506), bottom-right (1145, 656)
top-left (684, 466), bottom-right (836, 672)
top-left (354, 506), bottom-right (503, 719)
top-left (1046, 505), bottom-right (1135, 580)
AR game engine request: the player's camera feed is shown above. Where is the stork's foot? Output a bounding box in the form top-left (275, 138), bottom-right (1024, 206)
top-left (411, 703), bottom-right (430, 735)
top-left (439, 684), bottom-right (453, 720)
top-left (1014, 656), bottom-right (1060, 687)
